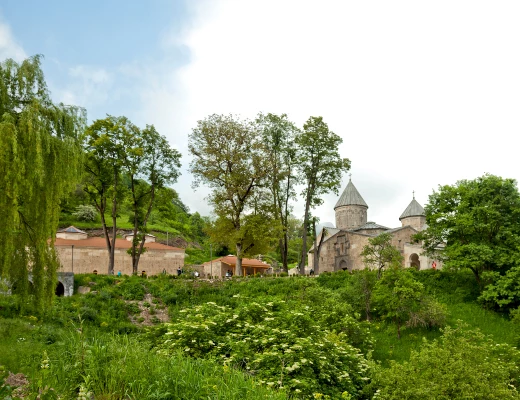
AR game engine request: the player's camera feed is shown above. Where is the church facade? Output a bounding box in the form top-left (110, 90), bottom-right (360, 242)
top-left (308, 178), bottom-right (441, 273)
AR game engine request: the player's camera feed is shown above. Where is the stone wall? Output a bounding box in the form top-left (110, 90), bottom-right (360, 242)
top-left (335, 205), bottom-right (367, 230)
top-left (56, 246), bottom-right (184, 276)
top-left (400, 216), bottom-right (426, 231)
top-left (309, 226), bottom-right (419, 274)
top-left (403, 243), bottom-right (443, 270)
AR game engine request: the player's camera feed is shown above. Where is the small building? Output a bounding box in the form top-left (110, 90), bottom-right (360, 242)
top-left (123, 232), bottom-right (156, 243)
top-left (57, 226), bottom-right (88, 240)
top-left (54, 226), bottom-right (185, 276)
top-left (202, 255), bottom-right (271, 278)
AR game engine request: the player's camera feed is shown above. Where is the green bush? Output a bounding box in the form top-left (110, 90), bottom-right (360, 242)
top-left (72, 205), bottom-right (98, 222)
top-left (370, 322), bottom-right (520, 399)
top-left (154, 299), bottom-right (371, 398)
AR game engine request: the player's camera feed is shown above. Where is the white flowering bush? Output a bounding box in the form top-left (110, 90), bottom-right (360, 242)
top-left (156, 299), bottom-right (372, 398)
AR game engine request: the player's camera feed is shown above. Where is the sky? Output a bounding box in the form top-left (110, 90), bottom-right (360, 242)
top-left (1, 0), bottom-right (519, 228)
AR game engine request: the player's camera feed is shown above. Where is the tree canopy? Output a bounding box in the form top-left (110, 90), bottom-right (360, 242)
top-left (296, 116), bottom-right (350, 274)
top-left (189, 114), bottom-right (270, 276)
top-left (361, 232), bottom-right (403, 278)
top-left (0, 56), bottom-right (84, 310)
top-left (257, 113), bottom-right (299, 272)
top-left (416, 174), bottom-right (520, 287)
top-left (84, 117), bottom-right (181, 274)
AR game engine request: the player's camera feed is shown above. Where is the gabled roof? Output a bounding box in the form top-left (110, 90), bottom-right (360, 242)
top-left (204, 256), bottom-right (271, 268)
top-left (353, 221), bottom-right (390, 231)
top-left (57, 226), bottom-right (87, 234)
top-left (399, 198), bottom-right (426, 220)
top-left (54, 237), bottom-right (183, 251)
top-left (334, 179), bottom-right (368, 209)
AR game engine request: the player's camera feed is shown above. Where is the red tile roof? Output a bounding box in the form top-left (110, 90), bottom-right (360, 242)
top-left (53, 237), bottom-right (183, 251)
top-left (204, 255), bottom-right (271, 268)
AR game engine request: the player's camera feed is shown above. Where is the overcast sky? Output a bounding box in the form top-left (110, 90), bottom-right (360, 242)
top-left (1, 1), bottom-right (519, 228)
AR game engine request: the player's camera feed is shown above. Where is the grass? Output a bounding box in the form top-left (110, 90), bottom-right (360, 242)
top-left (2, 269), bottom-right (519, 398)
top-left (0, 317), bottom-right (286, 399)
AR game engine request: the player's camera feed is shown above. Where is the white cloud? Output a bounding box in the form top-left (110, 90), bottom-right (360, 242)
top-left (0, 19), bottom-right (26, 61)
top-left (165, 0), bottom-right (520, 227)
top-left (57, 65), bottom-right (113, 108)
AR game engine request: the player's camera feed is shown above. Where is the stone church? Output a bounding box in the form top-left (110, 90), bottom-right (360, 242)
top-left (308, 178), bottom-right (441, 273)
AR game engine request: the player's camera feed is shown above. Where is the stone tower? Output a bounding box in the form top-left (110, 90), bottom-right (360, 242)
top-left (399, 195), bottom-right (426, 231)
top-left (334, 178), bottom-right (368, 230)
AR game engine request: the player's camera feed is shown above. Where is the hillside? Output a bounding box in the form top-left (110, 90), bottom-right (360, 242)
top-left (1, 270), bottom-right (519, 399)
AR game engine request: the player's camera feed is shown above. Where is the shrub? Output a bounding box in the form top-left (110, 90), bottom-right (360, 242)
top-left (155, 300), bottom-right (372, 398)
top-left (72, 205), bottom-right (97, 222)
top-left (370, 322), bottom-right (520, 399)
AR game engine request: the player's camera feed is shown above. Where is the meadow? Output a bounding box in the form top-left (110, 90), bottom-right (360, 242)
top-left (1, 269), bottom-right (519, 399)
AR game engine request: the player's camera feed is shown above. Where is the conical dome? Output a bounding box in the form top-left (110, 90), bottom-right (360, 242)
top-left (399, 198), bottom-right (425, 220)
top-left (334, 179), bottom-right (368, 209)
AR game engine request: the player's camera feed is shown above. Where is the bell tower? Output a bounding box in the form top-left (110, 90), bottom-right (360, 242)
top-left (334, 176), bottom-right (368, 230)
top-left (399, 192), bottom-right (426, 231)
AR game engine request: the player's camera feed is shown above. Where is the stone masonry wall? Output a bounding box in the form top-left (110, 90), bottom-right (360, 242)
top-left (400, 216), bottom-right (426, 231)
top-left (335, 205), bottom-right (367, 230)
top-left (56, 246), bottom-right (184, 276)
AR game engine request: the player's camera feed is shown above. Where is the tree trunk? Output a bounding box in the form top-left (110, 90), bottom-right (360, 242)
top-left (235, 242), bottom-right (243, 276)
top-left (97, 197), bottom-right (113, 276)
top-left (299, 192), bottom-right (311, 275)
top-left (313, 219), bottom-right (318, 275)
top-left (135, 189), bottom-right (156, 273)
top-left (365, 300), bottom-right (371, 322)
top-left (109, 203), bottom-right (117, 275)
top-left (108, 170), bottom-right (118, 275)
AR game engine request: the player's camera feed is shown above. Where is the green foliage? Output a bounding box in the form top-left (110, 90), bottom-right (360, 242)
top-left (83, 116), bottom-right (135, 274)
top-left (155, 299), bottom-right (372, 398)
top-left (371, 323), bottom-right (520, 399)
top-left (480, 266), bottom-right (520, 311)
top-left (361, 233), bottom-right (403, 279)
top-left (257, 113), bottom-right (300, 272)
top-left (374, 268), bottom-right (446, 338)
top-left (189, 114), bottom-right (271, 276)
top-left (343, 269), bottom-right (378, 321)
top-left (0, 319), bottom-right (285, 400)
top-left (296, 116), bottom-right (350, 273)
top-left (417, 174), bottom-right (520, 287)
top-left (0, 55), bottom-right (84, 312)
top-left (72, 204), bottom-right (97, 222)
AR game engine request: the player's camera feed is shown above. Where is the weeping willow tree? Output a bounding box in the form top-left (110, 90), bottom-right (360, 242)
top-left (0, 55), bottom-right (84, 312)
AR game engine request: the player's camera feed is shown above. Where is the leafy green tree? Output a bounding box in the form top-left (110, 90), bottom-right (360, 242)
top-left (374, 267), bottom-right (446, 339)
top-left (296, 117), bottom-right (350, 275)
top-left (361, 232), bottom-right (403, 279)
top-left (0, 56), bottom-right (84, 310)
top-left (374, 268), bottom-right (425, 339)
top-left (207, 196), bottom-right (278, 263)
top-left (189, 114), bottom-right (270, 276)
top-left (371, 323), bottom-right (520, 399)
top-left (124, 125), bottom-right (181, 274)
top-left (346, 268), bottom-right (378, 321)
top-left (83, 116), bottom-right (134, 275)
top-left (416, 174), bottom-right (520, 288)
top-left (257, 113), bottom-right (299, 272)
